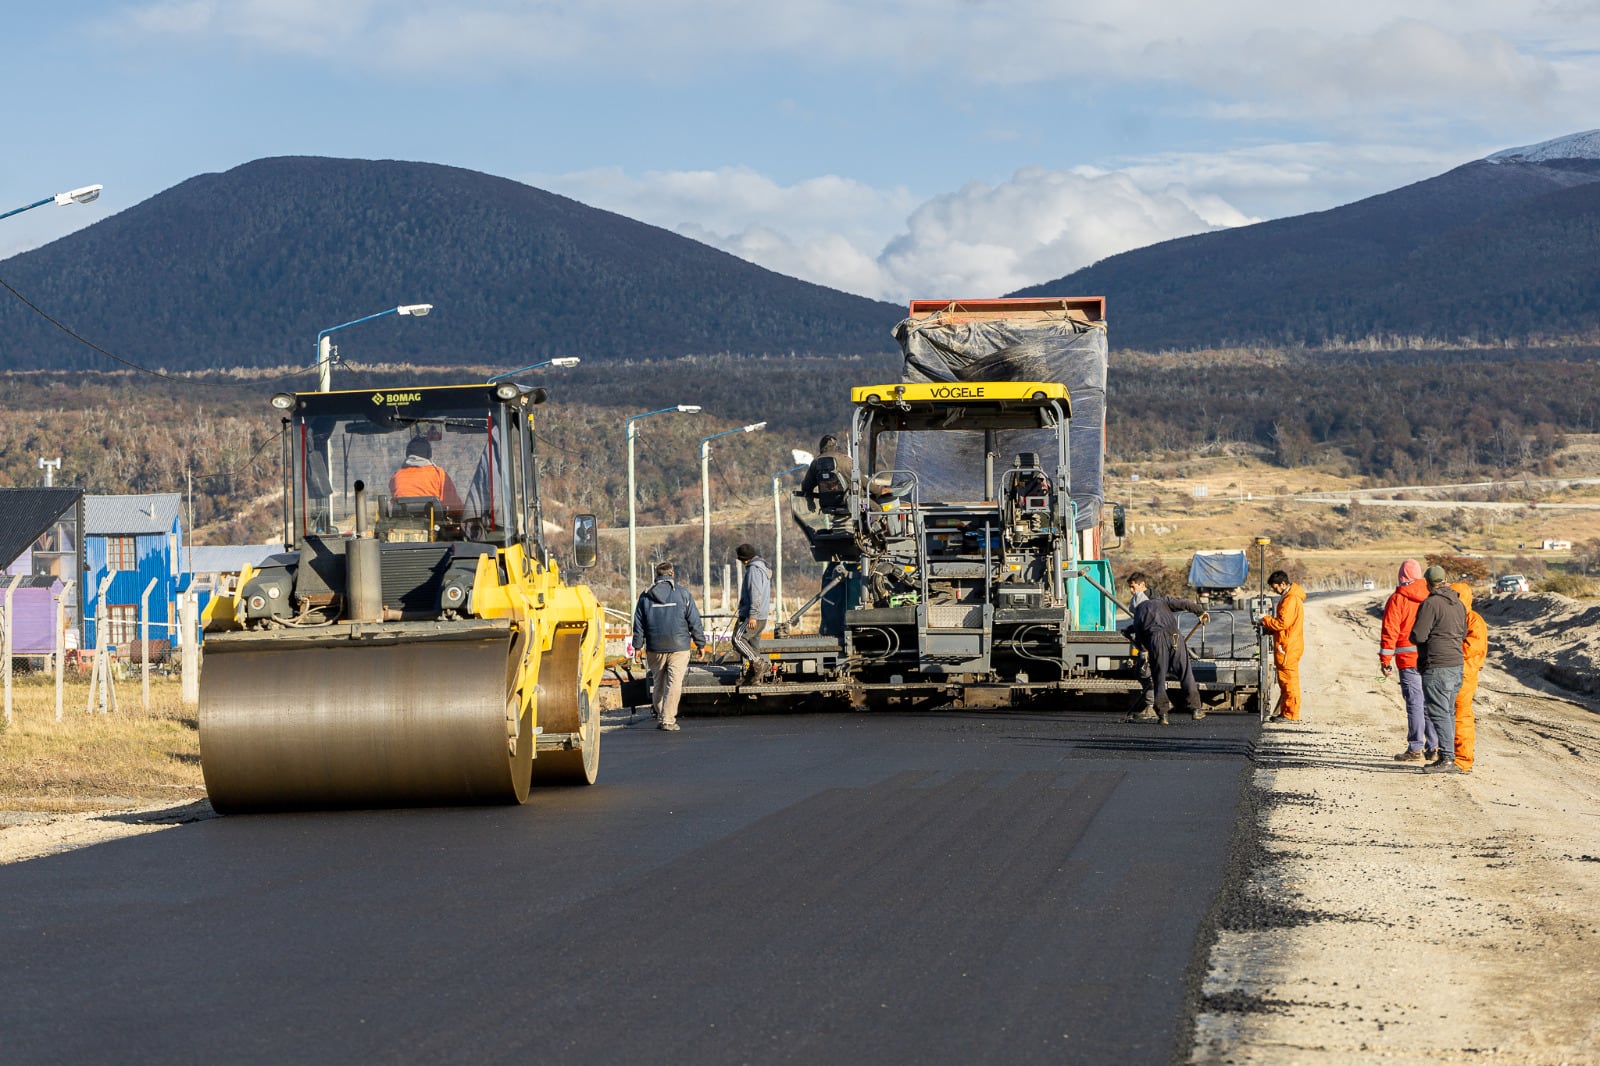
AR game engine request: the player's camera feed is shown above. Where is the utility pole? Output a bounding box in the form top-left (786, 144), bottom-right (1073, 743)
top-left (38, 457), bottom-right (61, 486)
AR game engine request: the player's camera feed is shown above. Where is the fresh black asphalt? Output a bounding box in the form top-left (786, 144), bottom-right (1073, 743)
top-left (0, 710), bottom-right (1258, 1065)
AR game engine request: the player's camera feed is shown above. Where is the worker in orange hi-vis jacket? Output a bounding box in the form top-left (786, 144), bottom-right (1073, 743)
top-left (1449, 581), bottom-right (1487, 774)
top-left (389, 436), bottom-right (462, 512)
top-left (1259, 570), bottom-right (1305, 722)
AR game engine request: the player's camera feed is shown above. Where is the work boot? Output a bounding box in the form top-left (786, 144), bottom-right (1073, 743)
top-left (1422, 755), bottom-right (1462, 774)
top-left (1392, 749), bottom-right (1426, 764)
top-left (1158, 712), bottom-right (1170, 725)
top-left (1191, 708), bottom-right (1207, 721)
top-left (1424, 748), bottom-right (1440, 764)
top-left (658, 721), bottom-right (681, 732)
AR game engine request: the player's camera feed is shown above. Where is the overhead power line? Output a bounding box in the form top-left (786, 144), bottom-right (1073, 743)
top-left (0, 274), bottom-right (315, 388)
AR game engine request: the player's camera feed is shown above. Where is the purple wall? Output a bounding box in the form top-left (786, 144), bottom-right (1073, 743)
top-left (8, 583), bottom-right (64, 654)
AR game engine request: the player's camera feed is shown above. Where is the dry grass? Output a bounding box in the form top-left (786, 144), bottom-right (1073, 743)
top-left (0, 674), bottom-right (204, 814)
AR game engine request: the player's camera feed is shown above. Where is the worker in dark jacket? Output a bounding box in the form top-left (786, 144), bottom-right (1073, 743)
top-left (631, 561), bottom-right (707, 732)
top-left (1121, 572), bottom-right (1210, 724)
top-left (1409, 565), bottom-right (1468, 774)
top-left (800, 434), bottom-right (854, 510)
top-left (733, 543), bottom-right (772, 684)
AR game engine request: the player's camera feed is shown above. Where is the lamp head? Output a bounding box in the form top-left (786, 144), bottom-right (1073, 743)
top-left (551, 357), bottom-right (581, 368)
top-left (55, 185), bottom-right (102, 206)
top-left (678, 404), bottom-right (702, 413)
top-left (397, 304), bottom-right (433, 317)
top-left (743, 421), bottom-right (767, 433)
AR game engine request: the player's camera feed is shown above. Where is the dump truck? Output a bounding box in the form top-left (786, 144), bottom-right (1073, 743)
top-left (675, 297), bottom-right (1272, 713)
top-left (199, 381), bottom-right (606, 812)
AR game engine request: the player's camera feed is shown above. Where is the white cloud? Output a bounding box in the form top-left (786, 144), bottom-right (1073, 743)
top-left (533, 162), bottom-right (1253, 302)
top-left (122, 0), bottom-right (377, 53)
top-left (106, 2), bottom-right (1600, 158)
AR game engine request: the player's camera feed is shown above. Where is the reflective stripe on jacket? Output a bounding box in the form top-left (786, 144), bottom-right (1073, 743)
top-left (1380, 579), bottom-right (1428, 669)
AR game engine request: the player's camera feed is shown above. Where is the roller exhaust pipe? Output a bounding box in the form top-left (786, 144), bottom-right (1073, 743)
top-left (348, 480), bottom-right (384, 622)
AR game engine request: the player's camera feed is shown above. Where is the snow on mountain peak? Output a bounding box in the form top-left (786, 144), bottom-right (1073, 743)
top-left (1486, 129), bottom-right (1600, 164)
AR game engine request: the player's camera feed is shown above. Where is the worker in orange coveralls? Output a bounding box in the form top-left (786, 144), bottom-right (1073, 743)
top-left (1449, 581), bottom-right (1487, 773)
top-left (1260, 570), bottom-right (1305, 722)
top-left (390, 436), bottom-right (462, 512)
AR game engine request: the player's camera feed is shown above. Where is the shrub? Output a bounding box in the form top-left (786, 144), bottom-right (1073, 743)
top-left (1424, 553), bottom-right (1491, 582)
top-left (1539, 573), bottom-right (1596, 598)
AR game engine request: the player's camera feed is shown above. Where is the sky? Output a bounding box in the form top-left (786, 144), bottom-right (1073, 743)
top-left (3, 1), bottom-right (1599, 303)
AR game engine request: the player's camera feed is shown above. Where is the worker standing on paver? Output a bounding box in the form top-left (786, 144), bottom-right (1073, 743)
top-left (1382, 559), bottom-right (1436, 763)
top-left (1260, 570), bottom-right (1305, 722)
top-left (1449, 581), bottom-right (1487, 774)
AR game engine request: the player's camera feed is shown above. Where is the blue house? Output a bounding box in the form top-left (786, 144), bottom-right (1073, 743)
top-left (84, 493), bottom-right (183, 653)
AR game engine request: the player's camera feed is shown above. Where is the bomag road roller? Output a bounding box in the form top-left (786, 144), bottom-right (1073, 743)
top-left (199, 381), bottom-right (606, 813)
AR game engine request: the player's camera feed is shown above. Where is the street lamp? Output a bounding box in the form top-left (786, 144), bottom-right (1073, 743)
top-left (771, 453), bottom-right (810, 626)
top-left (626, 405), bottom-right (703, 605)
top-left (487, 357), bottom-right (581, 383)
top-left (0, 184), bottom-right (103, 222)
top-left (700, 422), bottom-right (766, 611)
top-left (316, 303), bottom-right (433, 392)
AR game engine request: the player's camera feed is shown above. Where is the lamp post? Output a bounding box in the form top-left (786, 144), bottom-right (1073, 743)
top-left (700, 422), bottom-right (766, 611)
top-left (487, 357), bottom-right (581, 383)
top-left (626, 405), bottom-right (703, 606)
top-left (771, 456), bottom-right (809, 625)
top-left (0, 184), bottom-right (102, 222)
top-left (316, 303), bottom-right (433, 392)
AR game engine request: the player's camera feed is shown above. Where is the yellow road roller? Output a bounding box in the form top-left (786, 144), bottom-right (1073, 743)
top-left (199, 381), bottom-right (606, 813)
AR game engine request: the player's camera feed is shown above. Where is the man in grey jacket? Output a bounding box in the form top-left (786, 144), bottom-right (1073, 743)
top-left (733, 543), bottom-right (772, 685)
top-left (631, 561), bottom-right (707, 732)
top-left (1409, 565), bottom-right (1468, 774)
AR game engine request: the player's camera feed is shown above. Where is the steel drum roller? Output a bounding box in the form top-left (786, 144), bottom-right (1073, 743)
top-left (200, 635), bottom-right (526, 813)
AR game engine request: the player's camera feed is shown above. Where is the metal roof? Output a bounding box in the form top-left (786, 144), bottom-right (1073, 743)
top-left (0, 488), bottom-right (83, 570)
top-left (187, 544), bottom-right (283, 574)
top-left (84, 494), bottom-right (182, 536)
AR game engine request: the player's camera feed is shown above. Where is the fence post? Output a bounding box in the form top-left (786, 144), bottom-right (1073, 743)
top-left (180, 593), bottom-right (199, 708)
top-left (3, 573), bottom-right (21, 727)
top-left (86, 573), bottom-right (114, 714)
top-left (55, 578), bottom-right (73, 722)
top-left (140, 577), bottom-right (158, 712)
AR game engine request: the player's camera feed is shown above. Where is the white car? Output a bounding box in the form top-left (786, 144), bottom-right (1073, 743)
top-left (1495, 574), bottom-right (1529, 594)
top-left (1361, 578), bottom-right (1376, 591)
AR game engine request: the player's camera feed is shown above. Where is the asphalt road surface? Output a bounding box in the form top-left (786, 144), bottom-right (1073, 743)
top-left (1, 710), bottom-right (1258, 1065)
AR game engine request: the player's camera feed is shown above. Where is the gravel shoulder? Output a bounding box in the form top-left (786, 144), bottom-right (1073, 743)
top-left (1193, 590), bottom-right (1600, 1064)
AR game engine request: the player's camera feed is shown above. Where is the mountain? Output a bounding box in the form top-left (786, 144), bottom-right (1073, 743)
top-left (1012, 131), bottom-right (1600, 351)
top-left (0, 157), bottom-right (902, 373)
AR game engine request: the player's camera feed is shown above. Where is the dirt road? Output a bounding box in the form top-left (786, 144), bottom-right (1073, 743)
top-left (1194, 590), bottom-right (1600, 1064)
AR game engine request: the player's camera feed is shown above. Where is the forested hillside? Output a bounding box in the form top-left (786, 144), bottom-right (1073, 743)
top-left (5, 346), bottom-right (1596, 547)
top-left (0, 156), bottom-right (900, 373)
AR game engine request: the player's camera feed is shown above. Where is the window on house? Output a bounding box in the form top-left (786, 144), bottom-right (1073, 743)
top-left (104, 604), bottom-right (138, 646)
top-left (106, 536), bottom-right (136, 572)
